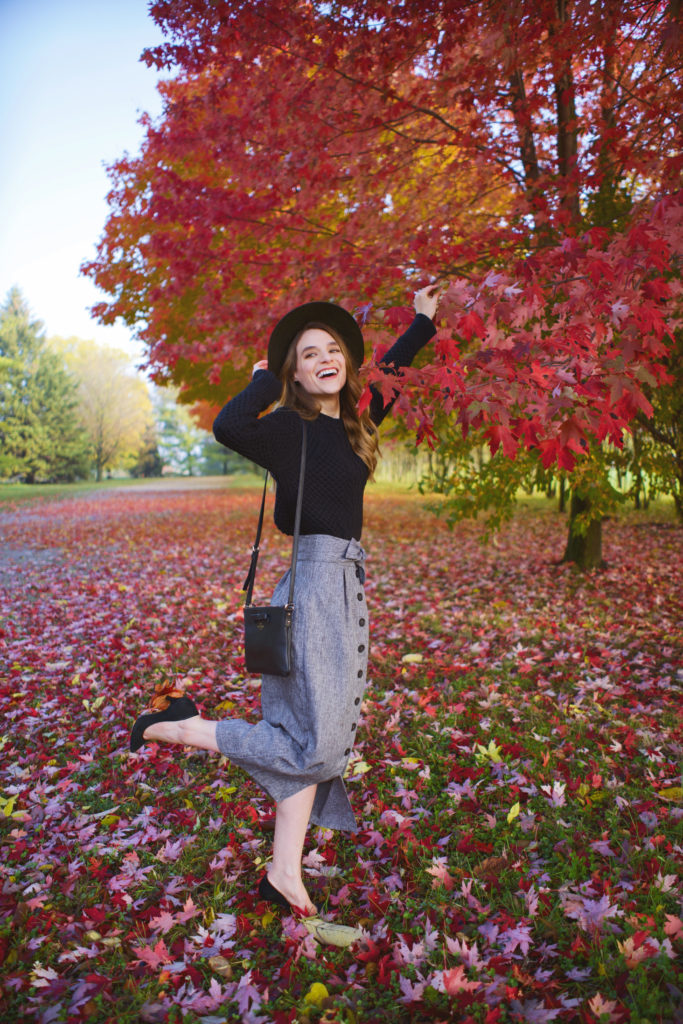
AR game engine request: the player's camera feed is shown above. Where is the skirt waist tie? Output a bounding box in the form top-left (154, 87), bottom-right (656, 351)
top-left (294, 534), bottom-right (366, 583)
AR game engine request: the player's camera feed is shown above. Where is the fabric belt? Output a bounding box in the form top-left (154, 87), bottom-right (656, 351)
top-left (294, 534), bottom-right (366, 583)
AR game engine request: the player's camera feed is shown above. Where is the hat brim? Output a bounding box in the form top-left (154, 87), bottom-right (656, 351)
top-left (268, 301), bottom-right (364, 376)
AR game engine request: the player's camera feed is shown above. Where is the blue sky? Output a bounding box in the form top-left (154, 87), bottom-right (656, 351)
top-left (0, 0), bottom-right (165, 360)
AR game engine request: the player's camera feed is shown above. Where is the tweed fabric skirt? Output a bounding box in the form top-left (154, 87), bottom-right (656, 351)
top-left (215, 534), bottom-right (369, 832)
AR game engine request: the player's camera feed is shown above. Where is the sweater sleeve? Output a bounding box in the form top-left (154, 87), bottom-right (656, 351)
top-left (369, 313), bottom-right (437, 426)
top-left (212, 370), bottom-right (290, 471)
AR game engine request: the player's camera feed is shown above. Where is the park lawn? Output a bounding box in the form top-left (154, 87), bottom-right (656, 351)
top-left (0, 473), bottom-right (265, 504)
top-left (0, 483), bottom-right (681, 1024)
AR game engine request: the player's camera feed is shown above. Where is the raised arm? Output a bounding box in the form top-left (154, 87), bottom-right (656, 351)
top-left (213, 368), bottom-right (288, 471)
top-left (369, 284), bottom-right (441, 426)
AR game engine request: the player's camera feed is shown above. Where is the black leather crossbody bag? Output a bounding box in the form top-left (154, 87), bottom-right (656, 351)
top-left (242, 421), bottom-right (307, 676)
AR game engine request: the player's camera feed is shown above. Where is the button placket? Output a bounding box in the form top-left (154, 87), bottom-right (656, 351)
top-left (347, 560), bottom-right (368, 757)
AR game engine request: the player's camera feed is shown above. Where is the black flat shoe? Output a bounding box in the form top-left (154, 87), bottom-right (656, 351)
top-left (130, 695), bottom-right (199, 752)
top-left (257, 874), bottom-right (321, 916)
top-left (258, 874), bottom-right (291, 910)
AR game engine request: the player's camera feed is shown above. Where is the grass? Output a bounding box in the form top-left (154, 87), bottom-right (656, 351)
top-left (0, 483), bottom-right (681, 1023)
top-left (0, 473), bottom-right (265, 504)
top-left (2, 472), bottom-right (677, 520)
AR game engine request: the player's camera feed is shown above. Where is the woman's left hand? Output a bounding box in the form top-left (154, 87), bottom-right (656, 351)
top-left (414, 283), bottom-right (443, 322)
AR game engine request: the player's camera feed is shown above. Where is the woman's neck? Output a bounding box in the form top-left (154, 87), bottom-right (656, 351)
top-left (317, 394), bottom-right (341, 418)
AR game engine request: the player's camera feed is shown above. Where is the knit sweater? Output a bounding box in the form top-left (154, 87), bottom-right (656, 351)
top-left (213, 313), bottom-right (436, 540)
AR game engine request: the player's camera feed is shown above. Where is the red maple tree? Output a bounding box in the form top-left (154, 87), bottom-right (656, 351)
top-left (83, 0), bottom-right (683, 565)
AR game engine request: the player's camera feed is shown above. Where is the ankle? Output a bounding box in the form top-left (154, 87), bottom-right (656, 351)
top-left (176, 716), bottom-right (199, 744)
top-left (269, 864), bottom-right (301, 884)
top-left (145, 719), bottom-right (178, 743)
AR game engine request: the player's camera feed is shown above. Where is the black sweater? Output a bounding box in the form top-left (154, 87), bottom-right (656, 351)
top-left (213, 313), bottom-right (436, 540)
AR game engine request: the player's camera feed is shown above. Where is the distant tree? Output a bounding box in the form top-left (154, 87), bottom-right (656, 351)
top-left (130, 422), bottom-right (164, 478)
top-left (201, 435), bottom-right (255, 476)
top-left (155, 388), bottom-right (208, 475)
top-left (634, 330), bottom-right (683, 519)
top-left (0, 288), bottom-right (90, 482)
top-left (51, 337), bottom-right (152, 481)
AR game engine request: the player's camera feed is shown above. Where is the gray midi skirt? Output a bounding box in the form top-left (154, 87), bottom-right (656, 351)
top-left (215, 534), bottom-right (369, 832)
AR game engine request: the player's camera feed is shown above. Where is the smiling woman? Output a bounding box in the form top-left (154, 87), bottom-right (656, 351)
top-left (130, 285), bottom-right (440, 920)
top-left (292, 326), bottom-right (348, 410)
top-left (275, 313), bottom-right (382, 484)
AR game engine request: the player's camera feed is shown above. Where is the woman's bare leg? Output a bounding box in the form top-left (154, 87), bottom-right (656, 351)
top-left (142, 714), bottom-right (220, 752)
top-left (268, 785), bottom-right (318, 914)
top-left (141, 716), bottom-right (316, 912)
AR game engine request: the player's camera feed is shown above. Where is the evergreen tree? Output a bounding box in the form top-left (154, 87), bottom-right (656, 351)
top-left (130, 423), bottom-right (164, 478)
top-left (0, 288), bottom-right (90, 482)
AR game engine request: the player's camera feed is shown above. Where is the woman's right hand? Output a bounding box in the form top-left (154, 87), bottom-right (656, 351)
top-left (252, 359), bottom-right (269, 377)
top-left (414, 283), bottom-right (444, 322)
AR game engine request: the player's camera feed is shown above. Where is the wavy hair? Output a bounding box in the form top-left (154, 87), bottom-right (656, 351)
top-left (278, 322), bottom-right (380, 477)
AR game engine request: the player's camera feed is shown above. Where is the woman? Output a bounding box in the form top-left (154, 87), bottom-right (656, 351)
top-left (130, 284), bottom-right (440, 916)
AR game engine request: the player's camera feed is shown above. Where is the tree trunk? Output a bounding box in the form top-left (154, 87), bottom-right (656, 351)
top-left (553, 0), bottom-right (580, 223)
top-left (632, 426), bottom-right (644, 509)
top-left (674, 491), bottom-right (683, 522)
top-left (563, 491), bottom-right (604, 569)
top-left (558, 476), bottom-right (567, 513)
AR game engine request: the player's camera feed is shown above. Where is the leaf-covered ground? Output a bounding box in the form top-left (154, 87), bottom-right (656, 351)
top-left (1, 483), bottom-right (681, 1024)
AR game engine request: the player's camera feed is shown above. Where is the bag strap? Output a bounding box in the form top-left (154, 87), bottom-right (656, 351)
top-left (242, 473), bottom-right (269, 602)
top-left (286, 419), bottom-right (307, 607)
top-left (243, 420), bottom-right (308, 607)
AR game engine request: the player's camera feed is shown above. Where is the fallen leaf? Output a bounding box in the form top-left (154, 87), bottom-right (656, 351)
top-left (304, 981), bottom-right (329, 1005)
top-left (208, 955), bottom-right (233, 979)
top-left (302, 917), bottom-right (363, 947)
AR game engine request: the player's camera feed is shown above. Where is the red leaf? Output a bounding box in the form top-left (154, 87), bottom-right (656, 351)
top-left (131, 938), bottom-right (173, 969)
top-left (485, 423), bottom-right (518, 459)
top-left (357, 385), bottom-right (373, 416)
top-left (457, 311), bottom-right (485, 342)
top-left (442, 965), bottom-right (481, 994)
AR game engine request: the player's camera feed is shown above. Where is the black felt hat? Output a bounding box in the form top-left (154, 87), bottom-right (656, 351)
top-left (268, 301), bottom-right (365, 376)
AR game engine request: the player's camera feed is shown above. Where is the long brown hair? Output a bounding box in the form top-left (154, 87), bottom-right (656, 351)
top-left (279, 322), bottom-right (380, 477)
